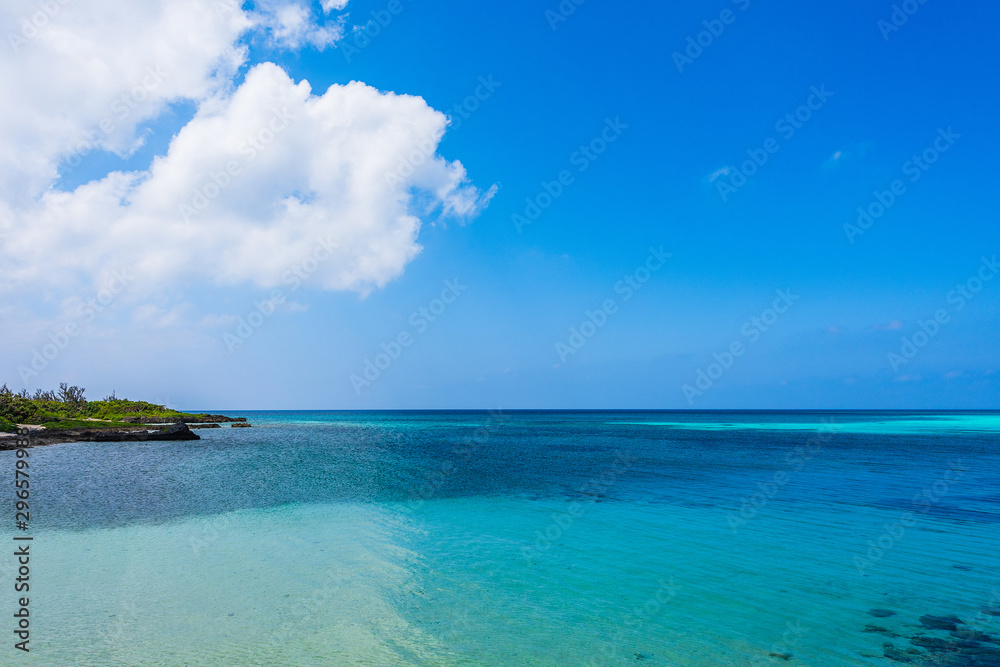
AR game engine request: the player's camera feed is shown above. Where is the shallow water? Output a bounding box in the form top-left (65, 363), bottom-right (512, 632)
top-left (4, 411), bottom-right (999, 665)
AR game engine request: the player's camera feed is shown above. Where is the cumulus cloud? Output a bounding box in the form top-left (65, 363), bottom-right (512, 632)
top-left (0, 0), bottom-right (492, 300)
top-left (0, 0), bottom-right (252, 203)
top-left (5, 64), bottom-right (491, 294)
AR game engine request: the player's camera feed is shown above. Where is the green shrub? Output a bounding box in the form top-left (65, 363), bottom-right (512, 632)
top-left (40, 419), bottom-right (136, 430)
top-left (1, 383), bottom-right (212, 426)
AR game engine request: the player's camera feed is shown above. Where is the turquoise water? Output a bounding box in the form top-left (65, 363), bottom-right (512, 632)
top-left (616, 414), bottom-right (1000, 434)
top-left (3, 411), bottom-right (999, 665)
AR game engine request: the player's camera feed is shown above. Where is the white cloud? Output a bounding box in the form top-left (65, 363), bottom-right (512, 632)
top-left (321, 0), bottom-right (350, 12)
top-left (0, 0), bottom-right (252, 203)
top-left (132, 303), bottom-right (188, 329)
top-left (253, 1), bottom-right (347, 50)
top-left (0, 0), bottom-right (492, 302)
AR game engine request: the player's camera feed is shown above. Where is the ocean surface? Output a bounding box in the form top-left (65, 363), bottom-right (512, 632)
top-left (3, 411), bottom-right (999, 666)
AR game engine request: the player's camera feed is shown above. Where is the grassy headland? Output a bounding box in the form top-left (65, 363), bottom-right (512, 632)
top-left (0, 383), bottom-right (238, 433)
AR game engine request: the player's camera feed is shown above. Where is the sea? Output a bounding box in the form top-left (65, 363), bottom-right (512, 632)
top-left (3, 411), bottom-right (999, 666)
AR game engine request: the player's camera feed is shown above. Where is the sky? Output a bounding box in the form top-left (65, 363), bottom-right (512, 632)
top-left (1, 0), bottom-right (998, 410)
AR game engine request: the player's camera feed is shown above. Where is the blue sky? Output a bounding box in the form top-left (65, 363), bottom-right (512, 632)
top-left (2, 0), bottom-right (998, 409)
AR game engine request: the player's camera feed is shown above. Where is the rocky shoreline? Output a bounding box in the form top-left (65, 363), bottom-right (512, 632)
top-left (0, 417), bottom-right (253, 449)
top-left (117, 414), bottom-right (248, 424)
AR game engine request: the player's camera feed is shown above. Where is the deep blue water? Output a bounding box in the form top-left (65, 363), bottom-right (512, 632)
top-left (4, 411), bottom-right (999, 665)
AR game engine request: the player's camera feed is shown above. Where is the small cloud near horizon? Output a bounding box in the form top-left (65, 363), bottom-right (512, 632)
top-left (873, 320), bottom-right (905, 331)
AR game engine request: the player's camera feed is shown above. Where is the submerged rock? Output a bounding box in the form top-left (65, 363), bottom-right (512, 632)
top-left (951, 629), bottom-right (995, 642)
top-left (920, 615), bottom-right (963, 631)
top-left (963, 644), bottom-right (1000, 658)
top-left (910, 635), bottom-right (951, 650)
top-left (937, 644), bottom-right (1000, 664)
top-left (870, 609), bottom-right (898, 618)
top-left (91, 423), bottom-right (200, 441)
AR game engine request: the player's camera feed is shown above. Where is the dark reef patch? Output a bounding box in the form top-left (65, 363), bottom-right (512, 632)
top-left (920, 615), bottom-right (964, 631)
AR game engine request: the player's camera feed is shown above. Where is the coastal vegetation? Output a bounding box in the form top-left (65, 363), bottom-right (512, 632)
top-left (0, 383), bottom-right (225, 432)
